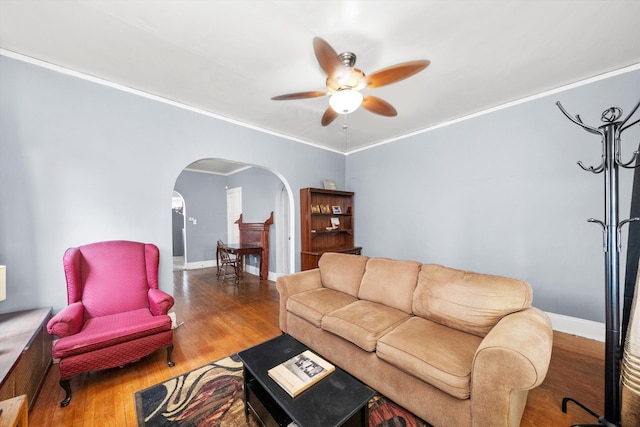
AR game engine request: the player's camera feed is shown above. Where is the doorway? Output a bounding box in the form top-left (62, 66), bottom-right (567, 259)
top-left (226, 187), bottom-right (242, 244)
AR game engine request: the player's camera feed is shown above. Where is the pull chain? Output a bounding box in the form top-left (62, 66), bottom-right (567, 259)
top-left (342, 114), bottom-right (349, 153)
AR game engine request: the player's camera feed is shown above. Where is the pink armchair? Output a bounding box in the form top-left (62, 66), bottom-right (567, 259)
top-left (47, 240), bottom-right (175, 407)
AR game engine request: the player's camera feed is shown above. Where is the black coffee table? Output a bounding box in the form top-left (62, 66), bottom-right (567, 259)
top-left (237, 334), bottom-right (374, 427)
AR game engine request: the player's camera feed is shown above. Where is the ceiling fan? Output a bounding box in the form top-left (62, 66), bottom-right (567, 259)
top-left (271, 37), bottom-right (430, 127)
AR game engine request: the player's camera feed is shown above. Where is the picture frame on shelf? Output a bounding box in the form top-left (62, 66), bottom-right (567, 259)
top-left (320, 204), bottom-right (331, 214)
top-left (311, 204), bottom-right (321, 214)
top-left (323, 179), bottom-right (337, 190)
top-left (330, 217), bottom-right (340, 229)
top-left (332, 206), bottom-right (342, 214)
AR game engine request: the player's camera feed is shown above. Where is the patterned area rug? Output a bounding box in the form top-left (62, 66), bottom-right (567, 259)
top-left (135, 354), bottom-right (431, 427)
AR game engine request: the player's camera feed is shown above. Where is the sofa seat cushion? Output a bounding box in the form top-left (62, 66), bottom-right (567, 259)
top-left (377, 316), bottom-right (482, 399)
top-left (322, 300), bottom-right (411, 352)
top-left (287, 287), bottom-right (358, 327)
top-left (52, 308), bottom-right (172, 359)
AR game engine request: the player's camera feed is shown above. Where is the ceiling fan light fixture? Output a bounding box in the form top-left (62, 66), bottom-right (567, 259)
top-left (329, 89), bottom-right (363, 114)
top-left (272, 37), bottom-right (430, 126)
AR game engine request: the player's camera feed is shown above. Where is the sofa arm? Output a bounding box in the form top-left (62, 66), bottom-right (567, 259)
top-left (47, 302), bottom-right (85, 337)
top-left (471, 307), bottom-right (553, 427)
top-left (148, 288), bottom-right (175, 316)
top-left (275, 268), bottom-right (323, 332)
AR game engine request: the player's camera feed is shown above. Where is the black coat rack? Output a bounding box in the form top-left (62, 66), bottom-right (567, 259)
top-left (557, 99), bottom-right (640, 427)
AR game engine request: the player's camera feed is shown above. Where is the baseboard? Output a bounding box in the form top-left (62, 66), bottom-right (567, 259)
top-left (546, 311), bottom-right (605, 342)
top-left (184, 260), bottom-right (216, 270)
top-left (268, 271), bottom-right (285, 281)
top-left (241, 264), bottom-right (284, 282)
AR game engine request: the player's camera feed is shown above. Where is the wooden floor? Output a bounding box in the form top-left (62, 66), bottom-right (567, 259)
top-left (29, 267), bottom-right (604, 426)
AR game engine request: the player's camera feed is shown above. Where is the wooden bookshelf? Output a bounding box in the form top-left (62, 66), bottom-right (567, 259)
top-left (300, 188), bottom-right (361, 270)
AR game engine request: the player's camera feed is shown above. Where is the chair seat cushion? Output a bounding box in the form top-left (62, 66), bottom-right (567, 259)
top-left (377, 316), bottom-right (482, 399)
top-left (287, 288), bottom-right (358, 327)
top-left (52, 308), bottom-right (172, 359)
top-left (321, 300), bottom-right (411, 352)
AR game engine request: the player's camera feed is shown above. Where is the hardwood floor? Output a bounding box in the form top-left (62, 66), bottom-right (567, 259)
top-left (28, 267), bottom-right (604, 426)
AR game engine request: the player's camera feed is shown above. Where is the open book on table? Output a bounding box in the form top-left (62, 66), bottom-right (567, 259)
top-left (267, 350), bottom-right (335, 397)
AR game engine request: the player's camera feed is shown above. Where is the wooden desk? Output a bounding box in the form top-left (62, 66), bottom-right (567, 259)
top-left (235, 212), bottom-right (274, 280)
top-left (217, 243), bottom-right (263, 278)
top-left (0, 394), bottom-right (28, 427)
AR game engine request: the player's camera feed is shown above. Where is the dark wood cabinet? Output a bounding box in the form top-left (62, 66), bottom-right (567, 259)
top-left (300, 188), bottom-right (361, 270)
top-left (0, 308), bottom-right (52, 409)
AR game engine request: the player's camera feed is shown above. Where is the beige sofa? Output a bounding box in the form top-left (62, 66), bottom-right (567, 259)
top-left (276, 253), bottom-right (553, 427)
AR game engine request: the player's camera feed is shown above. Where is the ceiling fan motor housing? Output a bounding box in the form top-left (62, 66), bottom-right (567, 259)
top-left (339, 51), bottom-right (357, 67)
top-left (327, 52), bottom-right (367, 93)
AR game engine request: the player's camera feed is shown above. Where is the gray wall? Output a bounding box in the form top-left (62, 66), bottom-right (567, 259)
top-left (174, 170), bottom-right (227, 262)
top-left (0, 55), bottom-right (344, 314)
top-left (347, 68), bottom-right (640, 323)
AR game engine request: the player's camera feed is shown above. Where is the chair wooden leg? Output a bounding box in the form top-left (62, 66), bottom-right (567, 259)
top-left (217, 263), bottom-right (226, 281)
top-left (60, 379), bottom-right (72, 407)
top-left (166, 345), bottom-right (175, 367)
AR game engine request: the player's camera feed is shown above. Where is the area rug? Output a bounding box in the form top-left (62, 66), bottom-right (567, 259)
top-left (135, 353), bottom-right (431, 427)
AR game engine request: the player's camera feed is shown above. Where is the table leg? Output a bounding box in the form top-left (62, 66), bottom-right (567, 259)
top-left (216, 247), bottom-right (220, 277)
top-left (243, 366), bottom-right (250, 423)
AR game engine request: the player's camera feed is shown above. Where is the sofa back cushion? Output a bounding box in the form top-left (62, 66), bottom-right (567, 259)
top-left (318, 252), bottom-right (369, 297)
top-left (358, 258), bottom-right (421, 314)
top-left (413, 264), bottom-right (533, 337)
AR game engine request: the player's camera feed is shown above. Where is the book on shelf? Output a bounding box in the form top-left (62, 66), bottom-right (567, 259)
top-left (267, 350), bottom-right (335, 397)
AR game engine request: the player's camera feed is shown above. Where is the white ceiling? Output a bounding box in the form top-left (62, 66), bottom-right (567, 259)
top-left (1, 0), bottom-right (639, 157)
top-left (185, 158), bottom-right (252, 175)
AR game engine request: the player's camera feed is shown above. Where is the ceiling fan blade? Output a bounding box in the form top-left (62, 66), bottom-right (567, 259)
top-left (271, 91), bottom-right (326, 100)
top-left (313, 37), bottom-right (342, 77)
top-left (321, 107), bottom-right (339, 126)
top-left (361, 95), bottom-right (398, 117)
top-left (366, 60), bottom-right (431, 89)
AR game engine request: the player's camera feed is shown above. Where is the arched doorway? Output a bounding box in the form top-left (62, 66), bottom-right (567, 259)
top-left (173, 158), bottom-right (293, 278)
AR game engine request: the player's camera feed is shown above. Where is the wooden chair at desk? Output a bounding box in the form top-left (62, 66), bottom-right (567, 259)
top-left (217, 240), bottom-right (240, 283)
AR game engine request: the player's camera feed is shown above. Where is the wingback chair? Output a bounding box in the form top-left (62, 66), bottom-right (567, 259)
top-left (47, 240), bottom-right (175, 407)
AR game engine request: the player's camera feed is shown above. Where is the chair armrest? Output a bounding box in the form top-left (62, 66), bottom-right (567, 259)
top-left (471, 307), bottom-right (553, 427)
top-left (148, 288), bottom-right (174, 316)
top-left (275, 268), bottom-right (322, 332)
top-left (47, 302), bottom-right (85, 337)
